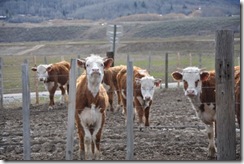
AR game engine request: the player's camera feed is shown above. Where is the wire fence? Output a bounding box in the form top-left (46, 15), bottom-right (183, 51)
top-left (0, 47), bottom-right (241, 160)
top-left (0, 51), bottom-right (240, 109)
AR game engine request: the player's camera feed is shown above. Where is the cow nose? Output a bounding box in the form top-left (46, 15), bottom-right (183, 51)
top-left (92, 68), bottom-right (99, 72)
top-left (144, 96), bottom-right (151, 101)
top-left (39, 78), bottom-right (44, 81)
top-left (186, 89), bottom-right (195, 96)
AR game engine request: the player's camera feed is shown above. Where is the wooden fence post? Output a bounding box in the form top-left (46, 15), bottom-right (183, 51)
top-left (177, 52), bottom-right (180, 88)
top-left (0, 57), bottom-right (3, 109)
top-left (165, 53), bottom-right (168, 89)
top-left (65, 58), bottom-right (77, 160)
top-left (126, 55), bottom-right (134, 160)
top-left (189, 53), bottom-right (192, 66)
top-left (21, 62), bottom-right (31, 160)
top-left (198, 53), bottom-right (202, 68)
top-left (215, 30), bottom-right (236, 160)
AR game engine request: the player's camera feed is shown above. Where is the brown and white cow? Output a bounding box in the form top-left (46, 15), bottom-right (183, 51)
top-left (31, 60), bottom-right (70, 110)
top-left (172, 67), bottom-right (216, 158)
top-left (117, 66), bottom-right (161, 131)
top-left (75, 54), bottom-right (113, 160)
top-left (171, 66), bottom-right (240, 158)
top-left (102, 65), bottom-right (126, 112)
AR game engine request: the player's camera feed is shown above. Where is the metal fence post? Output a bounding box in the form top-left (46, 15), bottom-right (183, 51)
top-left (22, 61), bottom-right (31, 160)
top-left (126, 55), bottom-right (134, 160)
top-left (165, 53), bottom-right (168, 89)
top-left (0, 57), bottom-right (3, 109)
top-left (215, 30), bottom-right (236, 160)
top-left (65, 58), bottom-right (77, 160)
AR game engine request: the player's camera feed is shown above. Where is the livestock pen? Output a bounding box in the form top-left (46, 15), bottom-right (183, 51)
top-left (0, 31), bottom-right (241, 160)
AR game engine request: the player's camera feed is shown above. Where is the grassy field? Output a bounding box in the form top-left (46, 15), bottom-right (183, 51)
top-left (0, 16), bottom-right (240, 94)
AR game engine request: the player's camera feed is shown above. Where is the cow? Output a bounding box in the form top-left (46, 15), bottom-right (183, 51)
top-left (75, 54), bottom-right (113, 160)
top-left (102, 65), bottom-right (126, 112)
top-left (171, 66), bottom-right (240, 158)
top-left (117, 66), bottom-right (161, 131)
top-left (31, 60), bottom-right (70, 110)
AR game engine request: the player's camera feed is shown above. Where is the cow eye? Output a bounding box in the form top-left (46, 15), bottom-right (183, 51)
top-left (100, 63), bottom-right (104, 67)
top-left (86, 64), bottom-right (89, 67)
top-left (195, 80), bottom-right (199, 87)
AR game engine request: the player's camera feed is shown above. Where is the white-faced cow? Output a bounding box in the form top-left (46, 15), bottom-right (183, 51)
top-left (75, 54), bottom-right (113, 160)
top-left (117, 66), bottom-right (161, 131)
top-left (171, 67), bottom-right (216, 158)
top-left (31, 61), bottom-right (70, 110)
top-left (171, 66), bottom-right (241, 158)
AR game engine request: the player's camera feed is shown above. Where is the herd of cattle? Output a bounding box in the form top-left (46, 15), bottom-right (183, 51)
top-left (31, 54), bottom-right (240, 160)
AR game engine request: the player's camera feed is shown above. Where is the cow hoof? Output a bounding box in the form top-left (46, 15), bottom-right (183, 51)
top-left (48, 106), bottom-right (54, 110)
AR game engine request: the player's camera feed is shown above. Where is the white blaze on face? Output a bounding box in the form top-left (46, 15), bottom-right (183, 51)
top-left (85, 55), bottom-right (105, 97)
top-left (182, 67), bottom-right (202, 97)
top-left (140, 76), bottom-right (156, 101)
top-left (36, 64), bottom-right (51, 82)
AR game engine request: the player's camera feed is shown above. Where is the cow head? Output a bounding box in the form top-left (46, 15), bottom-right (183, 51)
top-left (77, 54), bottom-right (113, 97)
top-left (171, 67), bottom-right (209, 97)
top-left (136, 76), bottom-right (161, 101)
top-left (31, 64), bottom-right (52, 82)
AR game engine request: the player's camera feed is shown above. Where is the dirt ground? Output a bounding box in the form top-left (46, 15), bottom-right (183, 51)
top-left (0, 88), bottom-right (241, 161)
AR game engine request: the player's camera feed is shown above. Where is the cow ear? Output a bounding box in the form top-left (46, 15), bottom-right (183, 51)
top-left (154, 79), bottom-right (162, 87)
top-left (46, 64), bottom-right (53, 72)
top-left (200, 71), bottom-right (209, 81)
top-left (103, 58), bottom-right (113, 69)
top-left (77, 59), bottom-right (86, 68)
top-left (171, 71), bottom-right (183, 81)
top-left (31, 67), bottom-right (37, 71)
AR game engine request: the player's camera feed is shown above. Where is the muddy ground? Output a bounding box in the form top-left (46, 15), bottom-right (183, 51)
top-left (0, 88), bottom-right (241, 161)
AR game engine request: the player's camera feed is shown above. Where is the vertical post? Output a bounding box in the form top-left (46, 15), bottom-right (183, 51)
top-left (22, 62), bottom-right (31, 160)
top-left (148, 55), bottom-right (151, 74)
top-left (189, 53), bottom-right (192, 66)
top-left (113, 25), bottom-right (117, 55)
top-left (0, 57), bottom-right (3, 109)
top-left (65, 59), bottom-right (77, 160)
top-left (106, 51), bottom-right (114, 67)
top-left (165, 53), bottom-right (168, 89)
top-left (126, 55), bottom-right (134, 160)
top-left (177, 52), bottom-right (180, 88)
top-left (215, 30), bottom-right (236, 160)
top-left (77, 55), bottom-right (81, 77)
top-left (44, 56), bottom-right (47, 64)
top-left (33, 56), bottom-right (39, 104)
top-left (198, 53), bottom-right (202, 68)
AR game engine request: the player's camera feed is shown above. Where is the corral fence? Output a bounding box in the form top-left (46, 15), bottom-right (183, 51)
top-left (0, 30), bottom-right (240, 160)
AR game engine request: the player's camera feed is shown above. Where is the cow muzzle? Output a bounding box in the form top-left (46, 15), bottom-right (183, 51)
top-left (186, 89), bottom-right (197, 97)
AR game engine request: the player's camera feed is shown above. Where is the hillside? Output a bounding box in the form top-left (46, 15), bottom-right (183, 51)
top-left (0, 16), bottom-right (240, 43)
top-left (0, 0), bottom-right (240, 23)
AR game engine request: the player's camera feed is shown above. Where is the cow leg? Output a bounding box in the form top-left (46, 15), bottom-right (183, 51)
top-left (144, 107), bottom-right (150, 127)
top-left (92, 113), bottom-right (104, 160)
top-left (48, 83), bottom-right (58, 110)
top-left (116, 89), bottom-right (122, 111)
top-left (75, 116), bottom-right (85, 160)
top-left (206, 124), bottom-right (216, 158)
top-left (108, 89), bottom-right (114, 112)
top-left (59, 85), bottom-right (67, 104)
top-left (84, 132), bottom-right (92, 160)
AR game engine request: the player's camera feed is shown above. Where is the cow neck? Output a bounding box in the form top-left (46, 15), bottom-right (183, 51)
top-left (188, 93), bottom-right (201, 113)
top-left (85, 80), bottom-right (100, 103)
